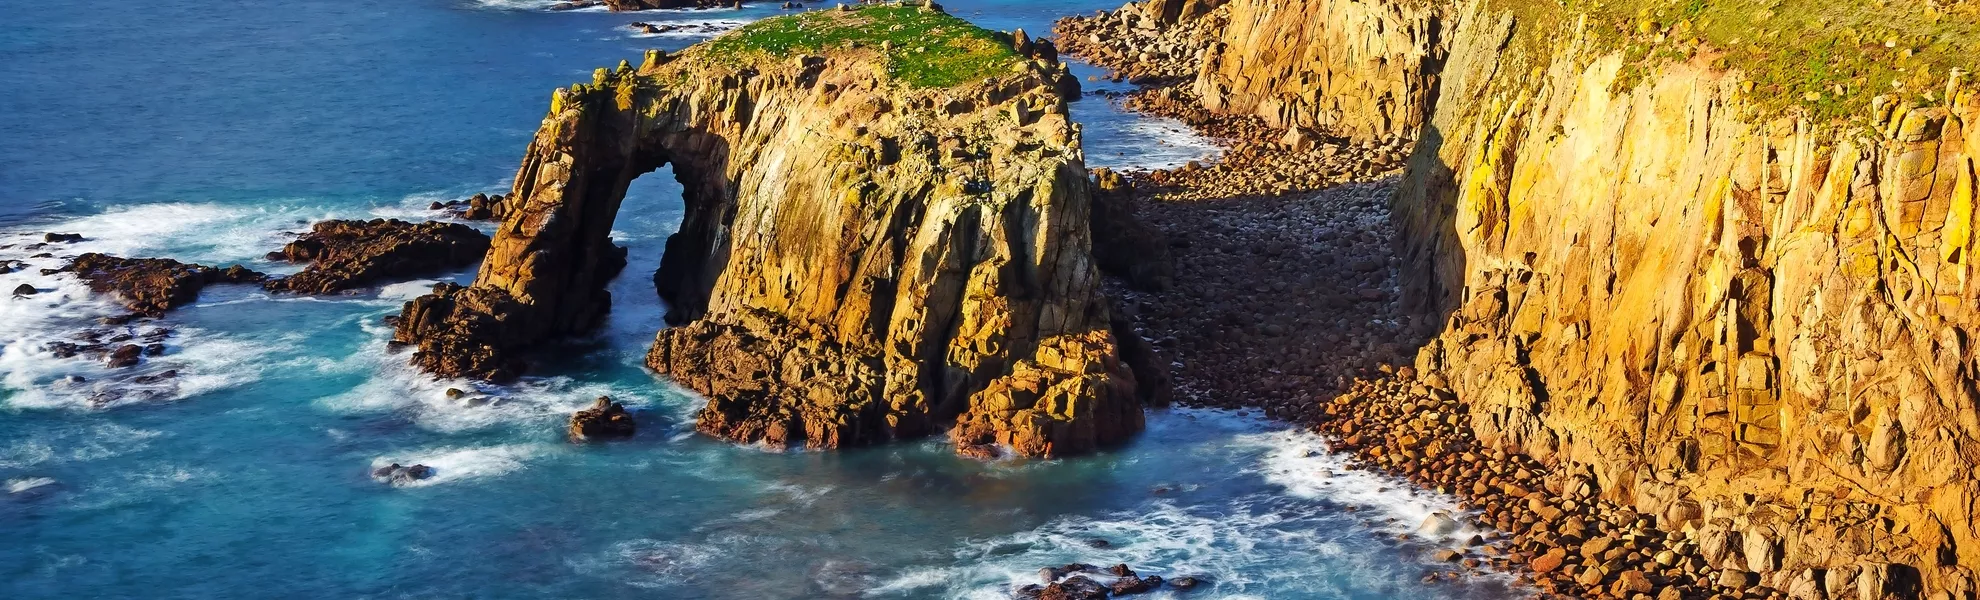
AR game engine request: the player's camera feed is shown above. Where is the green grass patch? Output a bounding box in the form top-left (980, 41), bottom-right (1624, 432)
top-left (1483, 0), bottom-right (1979, 130)
top-left (701, 5), bottom-right (1023, 89)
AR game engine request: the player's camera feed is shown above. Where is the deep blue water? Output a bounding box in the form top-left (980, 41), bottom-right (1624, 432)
top-left (0, 0), bottom-right (1517, 598)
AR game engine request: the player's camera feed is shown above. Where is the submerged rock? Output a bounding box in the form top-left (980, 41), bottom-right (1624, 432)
top-left (264, 219), bottom-right (490, 294)
top-left (568, 396), bottom-right (635, 440)
top-left (61, 253), bottom-right (264, 317)
top-left (397, 5), bottom-right (1149, 458)
top-left (371, 463), bottom-right (434, 485)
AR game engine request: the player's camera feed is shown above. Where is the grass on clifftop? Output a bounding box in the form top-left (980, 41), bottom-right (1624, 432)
top-left (1489, 0), bottom-right (1980, 128)
top-left (703, 4), bottom-right (1022, 89)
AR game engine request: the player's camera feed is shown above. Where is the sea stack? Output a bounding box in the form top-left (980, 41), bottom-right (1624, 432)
top-left (394, 3), bottom-right (1153, 457)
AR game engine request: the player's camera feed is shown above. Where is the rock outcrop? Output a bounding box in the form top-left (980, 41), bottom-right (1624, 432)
top-left (430, 193), bottom-right (509, 221)
top-left (264, 219), bottom-right (490, 294)
top-left (1387, 2), bottom-right (1980, 595)
top-left (1058, 0), bottom-right (1438, 145)
top-left (569, 396), bottom-right (635, 440)
top-left (62, 253), bottom-right (265, 316)
top-left (396, 4), bottom-right (1154, 457)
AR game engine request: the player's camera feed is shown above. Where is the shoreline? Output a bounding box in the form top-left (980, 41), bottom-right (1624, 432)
top-left (1056, 11), bottom-right (1796, 600)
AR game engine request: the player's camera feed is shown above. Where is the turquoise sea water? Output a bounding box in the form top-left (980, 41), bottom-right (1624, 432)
top-left (0, 1), bottom-right (1519, 598)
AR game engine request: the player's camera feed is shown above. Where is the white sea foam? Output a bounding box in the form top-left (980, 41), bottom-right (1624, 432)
top-left (14, 202), bottom-right (325, 266)
top-left (468, 0), bottom-right (745, 14)
top-left (864, 412), bottom-right (1499, 598)
top-left (66, 462), bottom-right (216, 511)
top-left (377, 279), bottom-right (448, 302)
top-left (6, 477), bottom-right (59, 495)
top-left (370, 444), bottom-right (542, 487)
top-left (765, 482), bottom-right (835, 506)
top-left (1238, 428), bottom-right (1484, 543)
top-left (0, 308), bottom-right (278, 411)
top-left (570, 539), bottom-right (724, 587)
top-left (0, 423), bottom-right (164, 470)
top-left (0, 194), bottom-right (502, 411)
top-left (319, 347), bottom-right (670, 433)
top-left (623, 18), bottom-right (750, 38)
top-left (1080, 112), bottom-right (1223, 172)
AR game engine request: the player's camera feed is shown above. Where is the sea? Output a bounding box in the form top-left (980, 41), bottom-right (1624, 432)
top-left (0, 0), bottom-right (1520, 597)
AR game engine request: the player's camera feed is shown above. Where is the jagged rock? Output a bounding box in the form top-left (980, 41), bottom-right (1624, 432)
top-left (1110, 574), bottom-right (1161, 595)
top-left (106, 344), bottom-right (142, 368)
top-left (568, 396), bottom-right (635, 440)
top-left (431, 193), bottom-right (509, 221)
top-left (399, 6), bottom-right (1149, 458)
top-left (263, 219), bottom-right (490, 294)
top-left (62, 253), bottom-right (264, 316)
top-left (393, 282), bottom-right (535, 382)
top-left (371, 463), bottom-right (433, 485)
top-left (1038, 576), bottom-right (1108, 600)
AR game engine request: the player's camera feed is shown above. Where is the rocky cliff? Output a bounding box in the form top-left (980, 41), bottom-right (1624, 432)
top-left (1399, 6), bottom-right (1980, 596)
top-left (396, 4), bottom-right (1155, 457)
top-left (1192, 0), bottom-right (1441, 144)
top-left (1071, 0), bottom-right (1980, 595)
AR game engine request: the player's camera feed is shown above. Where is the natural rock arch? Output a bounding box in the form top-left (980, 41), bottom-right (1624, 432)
top-left (395, 9), bottom-right (1161, 457)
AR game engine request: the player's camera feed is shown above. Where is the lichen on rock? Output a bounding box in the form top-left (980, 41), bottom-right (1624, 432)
top-left (393, 3), bottom-right (1155, 457)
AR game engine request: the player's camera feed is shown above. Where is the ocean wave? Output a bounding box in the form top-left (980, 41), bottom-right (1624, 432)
top-left (862, 413), bottom-right (1500, 599)
top-left (0, 269), bottom-right (275, 411)
top-left (64, 462), bottom-right (216, 511)
top-left (6, 476), bottom-right (60, 495)
top-left (1237, 428), bottom-right (1485, 543)
top-left (8, 202), bottom-right (326, 266)
top-left (569, 539), bottom-right (725, 587)
top-left (467, 0), bottom-right (746, 14)
top-left (1080, 112), bottom-right (1223, 172)
top-left (318, 316), bottom-right (673, 434)
top-left (369, 444), bottom-right (543, 487)
top-left (623, 18), bottom-right (750, 38)
top-left (0, 423), bottom-right (163, 469)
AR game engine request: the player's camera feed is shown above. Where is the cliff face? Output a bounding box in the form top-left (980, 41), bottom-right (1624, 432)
top-left (1191, 0), bottom-right (1441, 144)
top-left (396, 5), bottom-right (1153, 457)
top-left (1400, 11), bottom-right (1980, 594)
top-left (1080, 0), bottom-right (1980, 593)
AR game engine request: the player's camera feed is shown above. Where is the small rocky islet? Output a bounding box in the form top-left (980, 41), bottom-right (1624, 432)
top-left (15, 0), bottom-right (1980, 597)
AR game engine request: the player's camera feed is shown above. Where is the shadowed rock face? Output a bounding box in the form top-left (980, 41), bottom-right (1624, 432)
top-left (394, 7), bottom-right (1154, 457)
